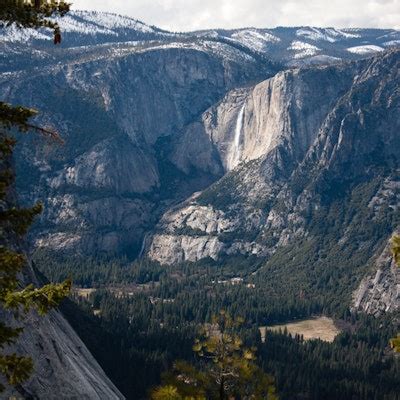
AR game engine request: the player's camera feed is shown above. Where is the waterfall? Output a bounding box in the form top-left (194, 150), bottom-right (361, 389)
top-left (138, 232), bottom-right (150, 258)
top-left (228, 104), bottom-right (245, 170)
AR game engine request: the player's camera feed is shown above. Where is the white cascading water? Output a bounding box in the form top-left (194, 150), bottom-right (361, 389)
top-left (227, 104), bottom-right (245, 170)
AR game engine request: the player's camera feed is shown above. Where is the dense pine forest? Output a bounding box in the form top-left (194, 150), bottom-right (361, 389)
top-left (34, 251), bottom-right (400, 400)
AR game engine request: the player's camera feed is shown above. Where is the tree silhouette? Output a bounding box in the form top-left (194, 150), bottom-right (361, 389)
top-left (0, 1), bottom-right (71, 392)
top-left (0, 0), bottom-right (70, 43)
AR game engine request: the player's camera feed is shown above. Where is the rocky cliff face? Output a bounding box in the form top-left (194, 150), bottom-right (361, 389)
top-left (4, 284), bottom-right (125, 399)
top-left (1, 39), bottom-right (275, 256)
top-left (0, 259), bottom-right (124, 399)
top-left (174, 62), bottom-right (355, 173)
top-left (352, 235), bottom-right (400, 317)
top-left (147, 50), bottom-right (400, 265)
top-left (0, 147), bottom-right (123, 398)
top-left (2, 13), bottom-right (400, 258)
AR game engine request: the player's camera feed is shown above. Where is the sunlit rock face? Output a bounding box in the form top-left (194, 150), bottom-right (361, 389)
top-left (175, 63), bottom-right (355, 173)
top-left (146, 50), bottom-right (400, 265)
top-left (352, 234), bottom-right (400, 317)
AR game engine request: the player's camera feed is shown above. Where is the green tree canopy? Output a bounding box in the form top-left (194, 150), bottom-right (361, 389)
top-left (151, 311), bottom-right (278, 400)
top-left (391, 234), bottom-right (400, 267)
top-left (390, 234), bottom-right (400, 353)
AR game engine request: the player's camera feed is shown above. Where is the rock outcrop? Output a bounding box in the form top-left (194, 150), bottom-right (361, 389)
top-left (0, 141), bottom-right (123, 398)
top-left (4, 297), bottom-right (125, 399)
top-left (1, 259), bottom-right (125, 399)
top-left (352, 235), bottom-right (400, 316)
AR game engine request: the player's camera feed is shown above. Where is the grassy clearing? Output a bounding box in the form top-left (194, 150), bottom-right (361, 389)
top-left (260, 316), bottom-right (340, 343)
top-left (74, 288), bottom-right (96, 299)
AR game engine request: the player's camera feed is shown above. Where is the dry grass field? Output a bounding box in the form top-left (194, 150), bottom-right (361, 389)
top-left (74, 288), bottom-right (96, 299)
top-left (260, 316), bottom-right (340, 343)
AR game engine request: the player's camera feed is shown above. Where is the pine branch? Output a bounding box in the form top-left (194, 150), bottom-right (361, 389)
top-left (4, 280), bottom-right (72, 315)
top-left (0, 0), bottom-right (70, 42)
top-left (0, 102), bottom-right (63, 142)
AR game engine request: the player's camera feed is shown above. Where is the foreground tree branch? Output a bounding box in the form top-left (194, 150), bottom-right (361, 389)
top-left (0, 0), bottom-right (70, 43)
top-left (0, 1), bottom-right (71, 392)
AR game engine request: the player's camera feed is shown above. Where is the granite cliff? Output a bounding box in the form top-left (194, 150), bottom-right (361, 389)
top-left (148, 50), bottom-right (400, 268)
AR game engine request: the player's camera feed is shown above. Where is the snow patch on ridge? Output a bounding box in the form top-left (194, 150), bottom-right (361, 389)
top-left (296, 28), bottom-right (336, 43)
top-left (137, 40), bottom-right (254, 63)
top-left (383, 40), bottom-right (400, 47)
top-left (347, 45), bottom-right (384, 54)
top-left (0, 24), bottom-right (50, 42)
top-left (231, 29), bottom-right (280, 52)
top-left (54, 15), bottom-right (117, 35)
top-left (327, 28), bottom-right (362, 39)
top-left (289, 40), bottom-right (320, 59)
top-left (296, 27), bottom-right (362, 43)
top-left (0, 10), bottom-right (158, 43)
top-left (73, 10), bottom-right (155, 33)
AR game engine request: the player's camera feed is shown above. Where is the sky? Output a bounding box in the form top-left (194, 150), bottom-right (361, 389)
top-left (71, 0), bottom-right (400, 32)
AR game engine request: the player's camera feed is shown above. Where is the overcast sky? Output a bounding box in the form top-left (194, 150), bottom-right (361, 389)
top-left (71, 0), bottom-right (400, 31)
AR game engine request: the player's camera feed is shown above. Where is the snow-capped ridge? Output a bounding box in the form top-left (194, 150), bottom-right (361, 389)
top-left (72, 10), bottom-right (156, 32)
top-left (0, 10), bottom-right (165, 44)
top-left (1, 11), bottom-right (400, 68)
top-left (347, 45), bottom-right (385, 54)
top-left (230, 29), bottom-right (280, 52)
top-left (296, 27), bottom-right (362, 42)
top-left (289, 40), bottom-right (320, 59)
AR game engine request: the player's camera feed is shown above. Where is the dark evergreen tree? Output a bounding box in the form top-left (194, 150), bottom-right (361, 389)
top-left (0, 0), bottom-right (70, 43)
top-left (0, 1), bottom-right (71, 392)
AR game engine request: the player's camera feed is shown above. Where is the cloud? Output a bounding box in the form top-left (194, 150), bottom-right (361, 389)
top-left (71, 0), bottom-right (400, 31)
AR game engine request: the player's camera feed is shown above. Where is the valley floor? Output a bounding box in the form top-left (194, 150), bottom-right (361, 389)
top-left (260, 316), bottom-right (340, 343)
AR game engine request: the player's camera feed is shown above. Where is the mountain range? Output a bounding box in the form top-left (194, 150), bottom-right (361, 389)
top-left (1, 11), bottom-right (399, 399)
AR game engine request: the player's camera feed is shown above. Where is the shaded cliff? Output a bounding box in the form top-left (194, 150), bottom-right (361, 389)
top-left (352, 233), bottom-right (400, 317)
top-left (0, 144), bottom-right (123, 398)
top-left (3, 279), bottom-right (125, 399)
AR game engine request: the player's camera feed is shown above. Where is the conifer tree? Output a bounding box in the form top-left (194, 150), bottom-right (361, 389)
top-left (0, 1), bottom-right (71, 392)
top-left (0, 0), bottom-right (70, 43)
top-left (151, 311), bottom-right (278, 400)
top-left (390, 234), bottom-right (400, 353)
top-left (391, 234), bottom-right (400, 267)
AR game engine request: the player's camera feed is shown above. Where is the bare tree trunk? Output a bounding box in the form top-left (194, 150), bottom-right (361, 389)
top-left (219, 377), bottom-right (225, 400)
